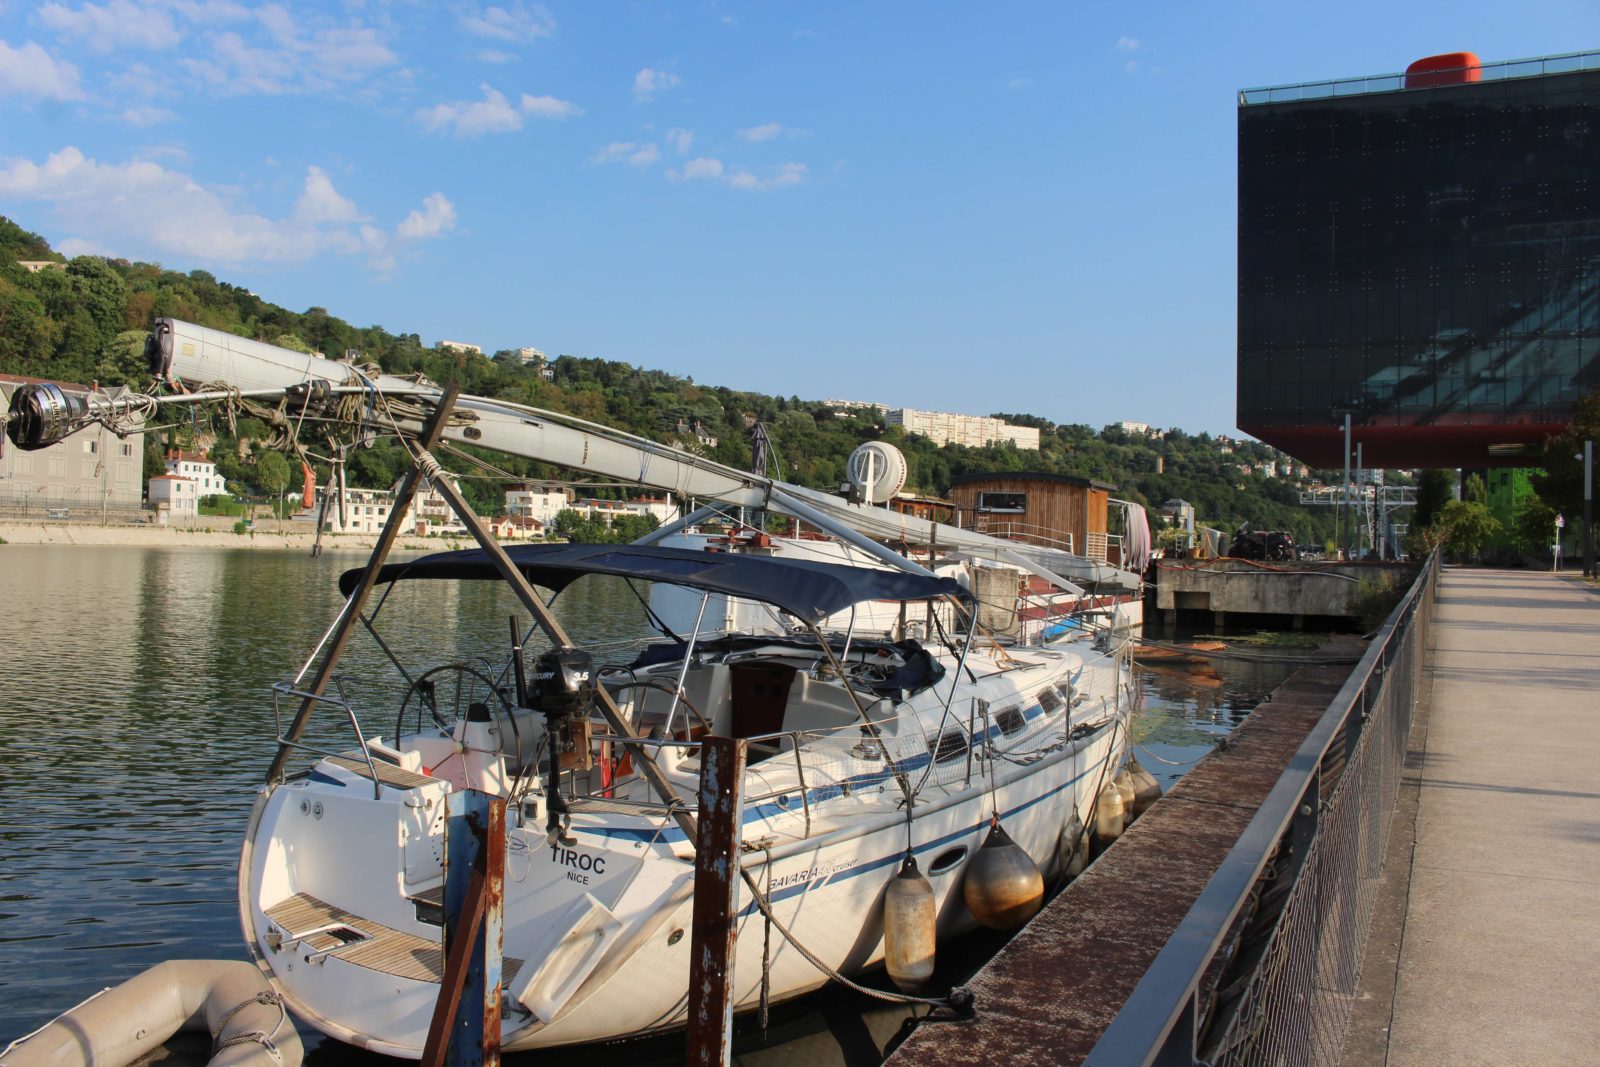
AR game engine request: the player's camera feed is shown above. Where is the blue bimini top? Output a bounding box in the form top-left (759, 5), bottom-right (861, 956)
top-left (339, 541), bottom-right (962, 625)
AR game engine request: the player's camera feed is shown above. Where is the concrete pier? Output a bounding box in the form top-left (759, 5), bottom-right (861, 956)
top-left (1344, 569), bottom-right (1600, 1065)
top-left (1152, 558), bottom-right (1416, 625)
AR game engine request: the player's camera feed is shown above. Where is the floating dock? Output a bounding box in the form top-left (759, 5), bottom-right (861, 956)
top-left (888, 663), bottom-right (1355, 1065)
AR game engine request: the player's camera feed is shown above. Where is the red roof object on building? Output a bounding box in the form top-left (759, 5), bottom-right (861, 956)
top-left (1405, 52), bottom-right (1481, 89)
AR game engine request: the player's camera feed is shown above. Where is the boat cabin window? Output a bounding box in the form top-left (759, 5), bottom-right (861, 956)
top-left (995, 706), bottom-right (1028, 736)
top-left (1037, 687), bottom-right (1064, 714)
top-left (927, 729), bottom-right (969, 764)
top-left (977, 492), bottom-right (1026, 514)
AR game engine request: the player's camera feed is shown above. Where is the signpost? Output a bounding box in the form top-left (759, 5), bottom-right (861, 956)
top-left (1553, 513), bottom-right (1565, 572)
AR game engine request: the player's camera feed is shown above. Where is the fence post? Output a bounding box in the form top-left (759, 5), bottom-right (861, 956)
top-left (685, 737), bottom-right (749, 1067)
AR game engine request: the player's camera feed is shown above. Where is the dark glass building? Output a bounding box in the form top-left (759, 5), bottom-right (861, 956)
top-left (1237, 52), bottom-right (1600, 468)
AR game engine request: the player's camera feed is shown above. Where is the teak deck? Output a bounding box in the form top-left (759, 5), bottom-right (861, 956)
top-left (265, 892), bottom-right (523, 985)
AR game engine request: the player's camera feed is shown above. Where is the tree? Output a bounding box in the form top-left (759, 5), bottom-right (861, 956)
top-left (1512, 496), bottom-right (1558, 554)
top-left (1533, 385), bottom-right (1600, 522)
top-left (254, 450), bottom-right (292, 517)
top-left (1414, 469), bottom-right (1454, 530)
top-left (1463, 472), bottom-right (1488, 505)
top-left (1438, 498), bottom-right (1500, 562)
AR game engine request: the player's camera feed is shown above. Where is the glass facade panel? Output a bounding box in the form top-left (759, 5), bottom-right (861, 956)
top-left (1238, 67), bottom-right (1600, 466)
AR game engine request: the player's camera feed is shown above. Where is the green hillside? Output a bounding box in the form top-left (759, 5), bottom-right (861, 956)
top-left (1, 216), bottom-right (1336, 544)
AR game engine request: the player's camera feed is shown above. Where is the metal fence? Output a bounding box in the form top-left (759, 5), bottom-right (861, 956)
top-left (0, 499), bottom-right (152, 524)
top-left (1084, 550), bottom-right (1440, 1067)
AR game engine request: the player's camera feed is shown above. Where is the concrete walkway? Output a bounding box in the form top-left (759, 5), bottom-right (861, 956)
top-left (1378, 569), bottom-right (1600, 1066)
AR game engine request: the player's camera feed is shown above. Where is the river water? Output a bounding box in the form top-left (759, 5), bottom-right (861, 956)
top-left (0, 545), bottom-right (1301, 1063)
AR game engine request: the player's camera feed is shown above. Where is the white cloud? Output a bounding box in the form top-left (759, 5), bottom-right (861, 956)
top-left (1006, 76), bottom-right (1033, 91)
top-left (57, 237), bottom-right (117, 257)
top-left (520, 93), bottom-right (579, 119)
top-left (0, 146), bottom-right (451, 270)
top-left (683, 157), bottom-right (723, 179)
top-left (1116, 36), bottom-right (1140, 51)
top-left (396, 192), bottom-right (456, 239)
top-left (590, 141), bottom-right (660, 168)
top-left (293, 165), bottom-right (362, 223)
top-left (162, 0), bottom-right (251, 24)
top-left (590, 142), bottom-right (636, 165)
top-left (459, 2), bottom-right (554, 43)
top-left (666, 127), bottom-right (693, 155)
top-left (727, 162), bottom-right (806, 191)
top-left (633, 67), bottom-right (679, 101)
top-left (737, 122), bottom-right (783, 143)
top-left (477, 48), bottom-right (514, 64)
top-left (179, 7), bottom-right (397, 95)
top-left (119, 104), bottom-right (177, 125)
top-left (667, 156), bottom-right (723, 181)
top-left (0, 39), bottom-right (84, 100)
top-left (416, 83), bottom-right (580, 137)
top-left (38, 0), bottom-right (180, 52)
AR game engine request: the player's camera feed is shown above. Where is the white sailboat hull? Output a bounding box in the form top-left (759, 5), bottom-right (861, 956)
top-left (240, 641), bottom-right (1128, 1057)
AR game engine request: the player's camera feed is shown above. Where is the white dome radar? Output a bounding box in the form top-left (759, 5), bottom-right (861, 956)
top-left (846, 441), bottom-right (908, 504)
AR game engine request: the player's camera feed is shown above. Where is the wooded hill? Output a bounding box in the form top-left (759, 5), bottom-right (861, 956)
top-left (1, 215), bottom-right (1337, 545)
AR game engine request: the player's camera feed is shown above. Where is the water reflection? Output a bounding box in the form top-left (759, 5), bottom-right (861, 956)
top-left (0, 545), bottom-right (1302, 1060)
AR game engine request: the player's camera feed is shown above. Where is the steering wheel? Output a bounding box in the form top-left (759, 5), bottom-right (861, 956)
top-left (395, 662), bottom-right (515, 741)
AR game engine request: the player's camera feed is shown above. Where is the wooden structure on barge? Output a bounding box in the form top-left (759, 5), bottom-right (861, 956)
top-left (949, 471), bottom-right (1119, 564)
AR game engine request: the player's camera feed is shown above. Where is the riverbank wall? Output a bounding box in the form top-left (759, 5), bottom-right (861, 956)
top-left (0, 517), bottom-right (469, 553)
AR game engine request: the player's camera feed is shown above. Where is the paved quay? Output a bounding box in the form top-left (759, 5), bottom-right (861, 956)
top-left (1350, 568), bottom-right (1600, 1066)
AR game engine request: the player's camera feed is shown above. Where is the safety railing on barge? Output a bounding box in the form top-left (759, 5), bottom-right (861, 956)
top-left (1084, 550), bottom-right (1440, 1067)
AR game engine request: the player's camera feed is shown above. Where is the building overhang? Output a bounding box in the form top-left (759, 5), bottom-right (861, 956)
top-left (1241, 419), bottom-right (1566, 469)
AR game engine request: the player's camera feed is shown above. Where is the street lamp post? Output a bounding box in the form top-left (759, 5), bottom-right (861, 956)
top-left (1584, 440), bottom-right (1594, 579)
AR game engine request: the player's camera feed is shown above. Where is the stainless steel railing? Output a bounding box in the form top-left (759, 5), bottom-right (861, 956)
top-left (1239, 49), bottom-right (1600, 106)
top-left (1083, 550), bottom-right (1439, 1067)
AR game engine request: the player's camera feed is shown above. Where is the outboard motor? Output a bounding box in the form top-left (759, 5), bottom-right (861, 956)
top-left (529, 646), bottom-right (596, 841)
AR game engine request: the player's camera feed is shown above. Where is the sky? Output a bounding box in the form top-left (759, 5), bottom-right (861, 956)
top-left (2, 2), bottom-right (1597, 436)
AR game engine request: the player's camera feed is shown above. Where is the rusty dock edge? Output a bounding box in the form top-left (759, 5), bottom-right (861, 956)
top-left (888, 665), bottom-right (1353, 1067)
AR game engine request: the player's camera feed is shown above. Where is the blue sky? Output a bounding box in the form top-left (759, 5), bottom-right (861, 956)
top-left (2, 2), bottom-right (1597, 435)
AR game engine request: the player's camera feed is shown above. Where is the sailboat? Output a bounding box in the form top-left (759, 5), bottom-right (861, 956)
top-left (5, 320), bottom-right (1144, 1057)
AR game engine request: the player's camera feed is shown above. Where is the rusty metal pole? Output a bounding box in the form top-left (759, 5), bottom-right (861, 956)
top-left (422, 789), bottom-right (506, 1067)
top-left (685, 736), bottom-right (748, 1067)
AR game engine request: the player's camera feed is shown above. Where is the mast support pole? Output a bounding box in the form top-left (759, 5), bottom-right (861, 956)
top-left (416, 453), bottom-right (700, 841)
top-left (266, 383), bottom-right (461, 785)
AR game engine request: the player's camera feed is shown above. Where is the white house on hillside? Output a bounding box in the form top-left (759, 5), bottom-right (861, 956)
top-left (505, 484), bottom-right (571, 527)
top-left (147, 474), bottom-right (199, 519)
top-left (165, 451), bottom-right (227, 497)
top-left (567, 496), bottom-right (681, 527)
top-left (414, 475), bottom-right (468, 535)
top-left (316, 486), bottom-right (418, 535)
